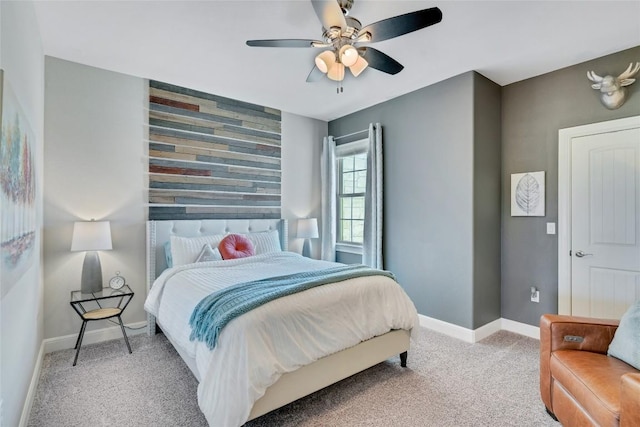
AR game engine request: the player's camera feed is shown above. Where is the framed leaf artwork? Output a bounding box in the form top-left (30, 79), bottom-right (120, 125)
top-left (511, 171), bottom-right (545, 216)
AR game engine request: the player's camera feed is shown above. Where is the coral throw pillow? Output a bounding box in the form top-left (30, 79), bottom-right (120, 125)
top-left (218, 234), bottom-right (255, 260)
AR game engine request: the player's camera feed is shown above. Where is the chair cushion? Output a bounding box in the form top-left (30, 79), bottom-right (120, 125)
top-left (551, 350), bottom-right (639, 426)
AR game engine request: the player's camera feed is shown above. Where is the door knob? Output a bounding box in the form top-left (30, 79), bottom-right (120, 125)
top-left (574, 250), bottom-right (593, 258)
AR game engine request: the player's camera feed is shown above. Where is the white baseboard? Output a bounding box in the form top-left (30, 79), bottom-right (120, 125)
top-left (473, 318), bottom-right (503, 341)
top-left (418, 314), bottom-right (475, 342)
top-left (43, 321), bottom-right (148, 354)
top-left (501, 318), bottom-right (540, 340)
top-left (19, 341), bottom-right (45, 427)
top-left (418, 314), bottom-right (540, 343)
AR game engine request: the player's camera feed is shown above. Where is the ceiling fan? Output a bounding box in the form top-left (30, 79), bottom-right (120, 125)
top-left (246, 0), bottom-right (442, 91)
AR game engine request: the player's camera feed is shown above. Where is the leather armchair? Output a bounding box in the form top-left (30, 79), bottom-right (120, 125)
top-left (540, 314), bottom-right (640, 426)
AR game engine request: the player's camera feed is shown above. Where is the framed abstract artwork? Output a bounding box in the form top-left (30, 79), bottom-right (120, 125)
top-left (511, 171), bottom-right (545, 217)
top-left (0, 70), bottom-right (37, 298)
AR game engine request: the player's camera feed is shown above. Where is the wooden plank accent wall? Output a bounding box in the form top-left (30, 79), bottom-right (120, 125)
top-left (147, 80), bottom-right (282, 220)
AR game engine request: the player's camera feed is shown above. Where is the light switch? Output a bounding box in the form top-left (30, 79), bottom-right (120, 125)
top-left (547, 222), bottom-right (556, 235)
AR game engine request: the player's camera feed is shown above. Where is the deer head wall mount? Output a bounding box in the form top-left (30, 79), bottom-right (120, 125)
top-left (587, 62), bottom-right (640, 110)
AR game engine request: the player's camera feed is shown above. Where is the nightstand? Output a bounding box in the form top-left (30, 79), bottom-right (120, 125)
top-left (69, 285), bottom-right (134, 366)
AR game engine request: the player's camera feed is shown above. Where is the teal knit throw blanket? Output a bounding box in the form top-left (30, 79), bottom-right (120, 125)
top-left (189, 264), bottom-right (395, 350)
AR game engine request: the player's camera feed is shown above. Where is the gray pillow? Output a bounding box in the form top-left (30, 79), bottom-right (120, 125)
top-left (608, 300), bottom-right (640, 370)
top-left (195, 244), bottom-right (222, 263)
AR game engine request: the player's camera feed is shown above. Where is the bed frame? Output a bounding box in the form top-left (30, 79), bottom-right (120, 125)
top-left (146, 219), bottom-right (410, 422)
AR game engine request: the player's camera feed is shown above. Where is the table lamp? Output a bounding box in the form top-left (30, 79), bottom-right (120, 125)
top-left (297, 218), bottom-right (319, 258)
top-left (71, 220), bottom-right (112, 293)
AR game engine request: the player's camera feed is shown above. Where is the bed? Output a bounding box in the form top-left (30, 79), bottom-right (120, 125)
top-left (145, 218), bottom-right (417, 426)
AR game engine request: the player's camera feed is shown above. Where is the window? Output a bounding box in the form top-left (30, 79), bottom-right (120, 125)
top-left (336, 143), bottom-right (367, 248)
top-left (322, 126), bottom-right (382, 267)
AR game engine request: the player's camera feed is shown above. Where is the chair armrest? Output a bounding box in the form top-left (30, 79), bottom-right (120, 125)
top-left (621, 373), bottom-right (640, 427)
top-left (540, 314), bottom-right (619, 354)
top-left (539, 314), bottom-right (619, 412)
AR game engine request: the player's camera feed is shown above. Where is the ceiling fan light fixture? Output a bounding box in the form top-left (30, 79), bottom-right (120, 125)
top-left (356, 31), bottom-right (372, 43)
top-left (327, 62), bottom-right (345, 81)
top-left (315, 50), bottom-right (336, 74)
top-left (339, 45), bottom-right (358, 67)
top-left (349, 55), bottom-right (368, 77)
top-left (246, 3), bottom-right (444, 89)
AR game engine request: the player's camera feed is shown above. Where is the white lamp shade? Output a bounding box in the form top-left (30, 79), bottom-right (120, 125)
top-left (349, 56), bottom-right (368, 77)
top-left (71, 221), bottom-right (113, 251)
top-left (339, 45), bottom-right (358, 67)
top-left (297, 218), bottom-right (319, 239)
top-left (327, 62), bottom-right (345, 81)
top-left (315, 50), bottom-right (336, 74)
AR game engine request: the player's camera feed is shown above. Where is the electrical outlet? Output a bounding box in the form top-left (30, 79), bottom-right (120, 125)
top-left (531, 290), bottom-right (540, 303)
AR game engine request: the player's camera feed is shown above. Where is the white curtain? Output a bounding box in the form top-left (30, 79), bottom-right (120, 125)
top-left (320, 136), bottom-right (337, 262)
top-left (321, 126), bottom-right (383, 268)
top-left (362, 123), bottom-right (383, 269)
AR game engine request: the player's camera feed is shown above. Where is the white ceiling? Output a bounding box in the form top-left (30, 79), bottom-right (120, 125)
top-left (33, 1), bottom-right (640, 121)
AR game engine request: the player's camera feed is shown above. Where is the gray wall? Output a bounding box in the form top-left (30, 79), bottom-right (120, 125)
top-left (336, 251), bottom-right (362, 265)
top-left (43, 57), bottom-right (147, 340)
top-left (0, 2), bottom-right (44, 425)
top-left (330, 71), bottom-right (502, 330)
top-left (281, 111), bottom-right (327, 259)
top-left (472, 73), bottom-right (502, 328)
top-left (501, 46), bottom-right (640, 325)
top-left (331, 47), bottom-right (640, 329)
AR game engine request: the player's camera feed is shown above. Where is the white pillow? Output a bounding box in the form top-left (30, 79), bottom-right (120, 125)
top-left (195, 244), bottom-right (223, 263)
top-left (608, 300), bottom-right (640, 370)
top-left (170, 234), bottom-right (226, 266)
top-left (246, 230), bottom-right (281, 255)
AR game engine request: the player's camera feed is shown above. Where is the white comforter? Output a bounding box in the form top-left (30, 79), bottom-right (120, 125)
top-left (144, 252), bottom-right (418, 426)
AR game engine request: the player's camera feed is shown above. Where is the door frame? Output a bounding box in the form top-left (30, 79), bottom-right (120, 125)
top-left (558, 115), bottom-right (640, 315)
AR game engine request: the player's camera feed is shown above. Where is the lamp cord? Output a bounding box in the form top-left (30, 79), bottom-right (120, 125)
top-left (106, 319), bottom-right (147, 330)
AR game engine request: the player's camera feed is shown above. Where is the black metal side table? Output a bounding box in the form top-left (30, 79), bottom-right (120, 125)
top-left (69, 285), bottom-right (134, 366)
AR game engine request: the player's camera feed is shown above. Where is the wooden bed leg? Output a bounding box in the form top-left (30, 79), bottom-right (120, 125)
top-left (400, 351), bottom-right (408, 367)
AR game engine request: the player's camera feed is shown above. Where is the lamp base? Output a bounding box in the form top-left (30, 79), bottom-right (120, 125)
top-left (302, 239), bottom-right (312, 258)
top-left (81, 251), bottom-right (103, 294)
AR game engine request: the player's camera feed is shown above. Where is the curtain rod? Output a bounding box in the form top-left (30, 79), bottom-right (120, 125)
top-left (333, 128), bottom-right (369, 141)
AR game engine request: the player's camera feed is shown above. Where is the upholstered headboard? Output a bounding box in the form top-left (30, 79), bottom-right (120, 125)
top-left (147, 218), bottom-right (288, 281)
top-left (145, 219), bottom-right (288, 335)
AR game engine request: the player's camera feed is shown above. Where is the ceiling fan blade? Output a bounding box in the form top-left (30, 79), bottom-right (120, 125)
top-left (246, 39), bottom-right (321, 48)
top-left (306, 65), bottom-right (324, 82)
top-left (360, 47), bottom-right (404, 75)
top-left (311, 0), bottom-right (347, 30)
top-left (360, 7), bottom-right (442, 43)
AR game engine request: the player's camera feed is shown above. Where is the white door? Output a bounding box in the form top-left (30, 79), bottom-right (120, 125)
top-left (570, 124), bottom-right (640, 318)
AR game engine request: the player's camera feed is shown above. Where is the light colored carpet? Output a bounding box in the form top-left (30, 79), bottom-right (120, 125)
top-left (29, 327), bottom-right (558, 427)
